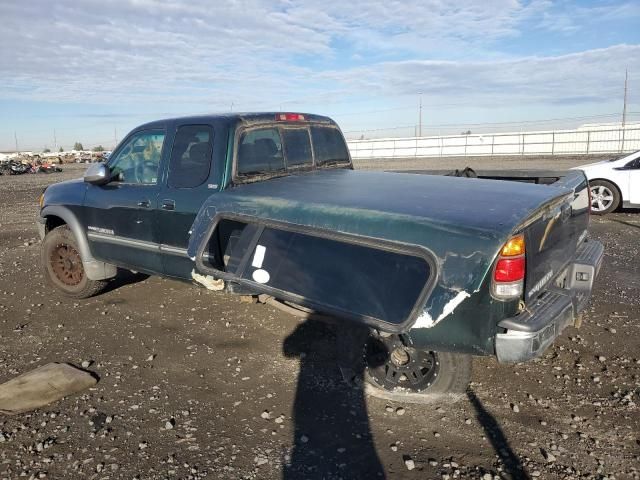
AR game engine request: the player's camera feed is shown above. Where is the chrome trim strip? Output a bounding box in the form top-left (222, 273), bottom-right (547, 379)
top-left (87, 232), bottom-right (159, 252)
top-left (159, 244), bottom-right (189, 256)
top-left (87, 232), bottom-right (191, 257)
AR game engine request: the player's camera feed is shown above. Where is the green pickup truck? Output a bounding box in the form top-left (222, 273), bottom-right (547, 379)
top-left (38, 113), bottom-right (604, 401)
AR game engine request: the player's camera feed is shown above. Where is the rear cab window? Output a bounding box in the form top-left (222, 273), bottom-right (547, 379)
top-left (234, 119), bottom-right (350, 182)
top-left (310, 126), bottom-right (350, 166)
top-left (282, 129), bottom-right (312, 168)
top-left (237, 128), bottom-right (284, 175)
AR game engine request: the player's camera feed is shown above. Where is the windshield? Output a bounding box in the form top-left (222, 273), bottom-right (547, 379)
top-left (236, 124), bottom-right (350, 178)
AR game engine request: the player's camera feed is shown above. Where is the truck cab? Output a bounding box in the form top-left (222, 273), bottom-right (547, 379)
top-left (38, 113), bottom-right (352, 290)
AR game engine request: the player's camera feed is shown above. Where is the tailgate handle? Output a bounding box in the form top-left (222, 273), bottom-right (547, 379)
top-left (161, 199), bottom-right (176, 211)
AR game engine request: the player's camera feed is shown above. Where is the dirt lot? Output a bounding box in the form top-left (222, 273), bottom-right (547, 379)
top-left (0, 164), bottom-right (638, 480)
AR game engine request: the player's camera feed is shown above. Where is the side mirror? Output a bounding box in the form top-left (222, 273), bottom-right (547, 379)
top-left (84, 163), bottom-right (110, 185)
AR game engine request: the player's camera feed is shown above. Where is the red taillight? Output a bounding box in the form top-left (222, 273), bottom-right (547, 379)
top-left (493, 234), bottom-right (526, 299)
top-left (276, 113), bottom-right (306, 121)
top-left (494, 256), bottom-right (525, 282)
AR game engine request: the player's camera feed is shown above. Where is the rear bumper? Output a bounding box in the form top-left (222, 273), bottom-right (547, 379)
top-left (495, 239), bottom-right (604, 363)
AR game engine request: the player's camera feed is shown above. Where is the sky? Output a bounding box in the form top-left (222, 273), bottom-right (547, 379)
top-left (1, 0), bottom-right (639, 151)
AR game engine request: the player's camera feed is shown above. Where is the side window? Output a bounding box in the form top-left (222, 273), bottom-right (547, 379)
top-left (109, 131), bottom-right (165, 185)
top-left (281, 128), bottom-right (312, 167)
top-left (237, 128), bottom-right (284, 175)
top-left (625, 158), bottom-right (640, 169)
top-left (168, 125), bottom-right (214, 188)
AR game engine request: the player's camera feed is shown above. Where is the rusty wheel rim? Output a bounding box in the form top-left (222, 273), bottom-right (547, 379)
top-left (50, 243), bottom-right (84, 286)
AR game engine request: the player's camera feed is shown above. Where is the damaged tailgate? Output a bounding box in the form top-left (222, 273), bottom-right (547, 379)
top-left (193, 215), bottom-right (438, 333)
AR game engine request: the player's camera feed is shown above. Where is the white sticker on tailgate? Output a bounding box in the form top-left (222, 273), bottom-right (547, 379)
top-left (252, 245), bottom-right (266, 269)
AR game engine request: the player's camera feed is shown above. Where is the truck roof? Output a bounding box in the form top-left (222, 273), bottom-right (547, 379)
top-left (135, 112), bottom-right (336, 130)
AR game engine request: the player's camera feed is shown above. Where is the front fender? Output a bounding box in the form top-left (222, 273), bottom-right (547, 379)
top-left (40, 205), bottom-right (116, 281)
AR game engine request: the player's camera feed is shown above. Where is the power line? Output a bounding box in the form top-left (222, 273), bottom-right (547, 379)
top-left (329, 101), bottom-right (476, 118)
top-left (8, 109), bottom-right (640, 150)
top-left (343, 111), bottom-right (640, 134)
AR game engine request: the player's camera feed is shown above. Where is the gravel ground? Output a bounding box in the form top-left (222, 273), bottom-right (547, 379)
top-left (0, 164), bottom-right (638, 480)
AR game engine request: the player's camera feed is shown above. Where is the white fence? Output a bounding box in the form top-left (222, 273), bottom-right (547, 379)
top-left (347, 125), bottom-right (640, 159)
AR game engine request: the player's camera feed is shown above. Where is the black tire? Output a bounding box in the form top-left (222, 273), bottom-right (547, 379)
top-left (41, 225), bottom-right (107, 298)
top-left (363, 332), bottom-right (472, 404)
top-left (589, 179), bottom-right (620, 215)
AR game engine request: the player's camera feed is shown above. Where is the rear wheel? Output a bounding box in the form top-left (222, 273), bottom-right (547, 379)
top-left (589, 180), bottom-right (620, 215)
top-left (42, 225), bottom-right (107, 298)
top-left (363, 332), bottom-right (471, 403)
top-left (263, 299), bottom-right (472, 402)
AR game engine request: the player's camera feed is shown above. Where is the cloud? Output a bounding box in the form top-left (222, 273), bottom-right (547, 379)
top-left (321, 44), bottom-right (640, 107)
top-left (536, 1), bottom-right (640, 34)
top-left (0, 0), bottom-right (639, 148)
top-left (0, 0), bottom-right (558, 108)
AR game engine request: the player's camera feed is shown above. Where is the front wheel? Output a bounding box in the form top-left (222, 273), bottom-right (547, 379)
top-left (363, 332), bottom-right (471, 403)
top-left (589, 180), bottom-right (620, 215)
top-left (41, 225), bottom-right (107, 298)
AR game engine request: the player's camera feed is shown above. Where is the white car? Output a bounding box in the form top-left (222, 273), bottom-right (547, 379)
top-left (573, 150), bottom-right (640, 215)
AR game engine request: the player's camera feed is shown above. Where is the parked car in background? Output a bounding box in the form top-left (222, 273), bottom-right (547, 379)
top-left (574, 150), bottom-right (640, 215)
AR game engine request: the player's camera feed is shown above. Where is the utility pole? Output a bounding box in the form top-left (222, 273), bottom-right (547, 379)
top-left (418, 93), bottom-right (423, 137)
top-left (622, 68), bottom-right (628, 128)
top-left (54, 129), bottom-right (57, 150)
top-left (621, 69), bottom-right (629, 153)
top-left (114, 127), bottom-right (118, 146)
top-left (14, 131), bottom-right (18, 153)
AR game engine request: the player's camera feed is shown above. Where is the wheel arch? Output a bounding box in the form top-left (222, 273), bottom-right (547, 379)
top-left (588, 178), bottom-right (623, 213)
top-left (44, 214), bottom-right (67, 233)
top-left (40, 205), bottom-right (116, 280)
top-left (589, 177), bottom-right (623, 199)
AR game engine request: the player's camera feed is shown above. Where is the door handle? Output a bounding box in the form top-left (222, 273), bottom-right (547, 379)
top-left (161, 199), bottom-right (176, 211)
top-left (137, 200), bottom-right (151, 208)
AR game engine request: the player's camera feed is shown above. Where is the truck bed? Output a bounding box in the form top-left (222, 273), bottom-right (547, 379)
top-left (394, 168), bottom-right (568, 184)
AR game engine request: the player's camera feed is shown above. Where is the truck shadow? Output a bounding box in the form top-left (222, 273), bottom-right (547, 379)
top-left (101, 269), bottom-right (149, 295)
top-left (282, 319), bottom-right (528, 480)
top-left (282, 320), bottom-right (385, 479)
top-left (466, 390), bottom-right (530, 480)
